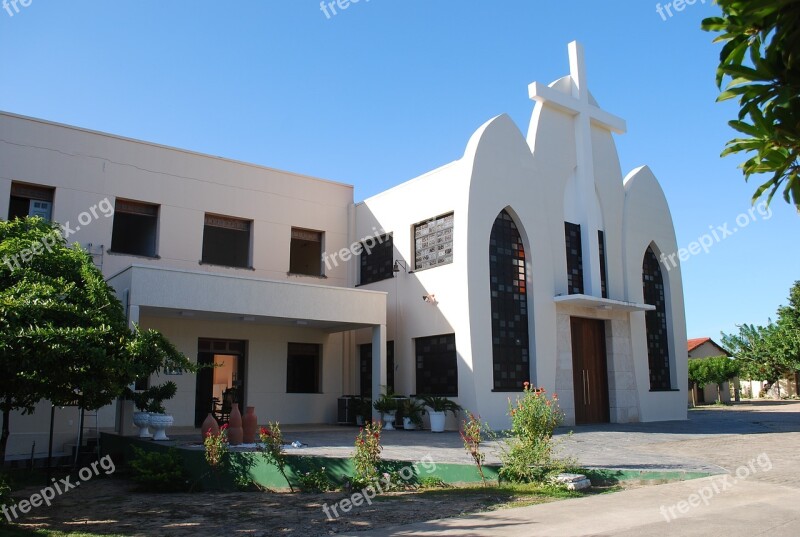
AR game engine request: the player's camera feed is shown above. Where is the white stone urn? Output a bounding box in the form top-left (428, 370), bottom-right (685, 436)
top-left (382, 411), bottom-right (396, 431)
top-left (403, 417), bottom-right (417, 430)
top-left (428, 411), bottom-right (446, 433)
top-left (149, 413), bottom-right (174, 441)
top-left (133, 411), bottom-right (152, 438)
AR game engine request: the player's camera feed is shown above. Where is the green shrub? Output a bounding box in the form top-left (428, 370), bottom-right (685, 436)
top-left (297, 467), bottom-right (333, 493)
top-left (499, 383), bottom-right (564, 483)
top-left (129, 447), bottom-right (190, 492)
top-left (0, 473), bottom-right (12, 523)
top-left (417, 476), bottom-right (449, 489)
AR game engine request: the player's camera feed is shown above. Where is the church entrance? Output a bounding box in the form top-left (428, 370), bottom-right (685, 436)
top-left (570, 318), bottom-right (610, 424)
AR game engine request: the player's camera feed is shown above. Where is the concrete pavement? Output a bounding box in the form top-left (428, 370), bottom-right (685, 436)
top-left (348, 401), bottom-right (800, 536)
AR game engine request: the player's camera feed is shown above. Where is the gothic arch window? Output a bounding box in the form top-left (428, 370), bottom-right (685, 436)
top-left (490, 209), bottom-right (530, 391)
top-left (643, 246), bottom-right (672, 390)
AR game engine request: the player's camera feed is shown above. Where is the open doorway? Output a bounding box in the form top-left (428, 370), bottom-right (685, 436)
top-left (195, 339), bottom-right (247, 427)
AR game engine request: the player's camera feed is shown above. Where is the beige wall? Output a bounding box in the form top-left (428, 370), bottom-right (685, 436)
top-left (0, 112), bottom-right (354, 287)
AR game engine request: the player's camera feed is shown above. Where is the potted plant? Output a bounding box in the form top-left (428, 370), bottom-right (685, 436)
top-left (145, 382), bottom-right (178, 441)
top-left (130, 391), bottom-right (153, 438)
top-left (354, 397), bottom-right (372, 425)
top-left (400, 398), bottom-right (426, 430)
top-left (420, 395), bottom-right (462, 432)
top-left (373, 392), bottom-right (399, 431)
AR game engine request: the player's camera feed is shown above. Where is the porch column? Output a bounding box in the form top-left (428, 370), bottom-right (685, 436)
top-left (116, 303), bottom-right (140, 435)
top-left (371, 324), bottom-right (387, 422)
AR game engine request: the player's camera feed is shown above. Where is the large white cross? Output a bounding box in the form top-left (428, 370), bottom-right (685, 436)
top-left (528, 41), bottom-right (627, 298)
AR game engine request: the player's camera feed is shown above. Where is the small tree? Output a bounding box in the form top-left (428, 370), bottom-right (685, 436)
top-left (689, 356), bottom-right (740, 404)
top-left (0, 217), bottom-right (195, 462)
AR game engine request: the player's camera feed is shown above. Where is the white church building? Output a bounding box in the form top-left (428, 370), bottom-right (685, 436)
top-left (0, 42), bottom-right (687, 458)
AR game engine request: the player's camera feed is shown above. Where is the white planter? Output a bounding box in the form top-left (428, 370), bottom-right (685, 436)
top-left (403, 417), bottom-right (418, 431)
top-left (382, 411), bottom-right (396, 431)
top-left (429, 411), bottom-right (446, 432)
top-left (149, 413), bottom-right (174, 441)
top-left (133, 412), bottom-right (152, 438)
top-left (355, 415), bottom-right (365, 426)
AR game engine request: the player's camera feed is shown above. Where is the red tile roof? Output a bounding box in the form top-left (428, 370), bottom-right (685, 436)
top-left (687, 337), bottom-right (711, 352)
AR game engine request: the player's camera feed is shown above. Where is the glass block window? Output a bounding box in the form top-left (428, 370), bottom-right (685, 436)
top-left (490, 210), bottom-right (530, 391)
top-left (598, 230), bottom-right (608, 299)
top-left (360, 234), bottom-right (394, 285)
top-left (414, 213), bottom-right (454, 271)
top-left (415, 334), bottom-right (458, 396)
top-left (565, 222), bottom-right (584, 294)
top-left (359, 341), bottom-right (395, 396)
top-left (643, 247), bottom-right (672, 391)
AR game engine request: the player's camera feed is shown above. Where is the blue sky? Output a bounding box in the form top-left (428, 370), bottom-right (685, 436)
top-left (1, 0), bottom-right (797, 341)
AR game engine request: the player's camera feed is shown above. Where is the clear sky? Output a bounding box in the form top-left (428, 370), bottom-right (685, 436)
top-left (1, 0), bottom-right (797, 342)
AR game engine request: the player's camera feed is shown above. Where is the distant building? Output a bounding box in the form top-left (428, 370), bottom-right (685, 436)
top-left (687, 337), bottom-right (733, 404)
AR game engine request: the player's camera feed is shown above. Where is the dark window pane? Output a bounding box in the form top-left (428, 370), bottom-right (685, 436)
top-left (290, 228), bottom-right (323, 276)
top-left (111, 201), bottom-right (159, 257)
top-left (490, 210), bottom-right (530, 391)
top-left (415, 334), bottom-right (458, 397)
top-left (360, 234), bottom-right (394, 285)
top-left (565, 222), bottom-right (584, 295)
top-left (598, 230), bottom-right (608, 299)
top-left (287, 343), bottom-right (321, 393)
top-left (202, 215), bottom-right (251, 268)
top-left (643, 247), bottom-right (672, 390)
top-left (359, 341), bottom-right (395, 396)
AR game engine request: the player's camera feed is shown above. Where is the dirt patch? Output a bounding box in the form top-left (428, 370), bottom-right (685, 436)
top-left (11, 478), bottom-right (573, 536)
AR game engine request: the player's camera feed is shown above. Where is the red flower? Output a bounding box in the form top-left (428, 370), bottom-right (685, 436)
top-left (523, 381), bottom-right (530, 387)
top-left (221, 423), bottom-right (229, 430)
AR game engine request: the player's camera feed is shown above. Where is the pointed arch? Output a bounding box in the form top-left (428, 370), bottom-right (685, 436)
top-left (489, 208), bottom-right (531, 391)
top-left (642, 244), bottom-right (672, 390)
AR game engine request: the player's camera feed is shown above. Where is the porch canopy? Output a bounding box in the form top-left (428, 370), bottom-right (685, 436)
top-left (107, 265), bottom-right (389, 418)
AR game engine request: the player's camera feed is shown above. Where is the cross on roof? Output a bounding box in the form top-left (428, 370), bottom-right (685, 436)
top-left (528, 41), bottom-right (627, 135)
top-left (528, 41), bottom-right (627, 298)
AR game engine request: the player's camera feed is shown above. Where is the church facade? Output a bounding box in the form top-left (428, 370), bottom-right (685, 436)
top-left (0, 42), bottom-right (686, 458)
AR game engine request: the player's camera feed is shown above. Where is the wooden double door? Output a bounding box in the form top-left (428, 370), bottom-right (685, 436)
top-left (570, 318), bottom-right (610, 425)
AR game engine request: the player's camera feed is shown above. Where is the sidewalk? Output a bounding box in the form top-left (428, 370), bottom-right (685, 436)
top-left (349, 401), bottom-right (800, 536)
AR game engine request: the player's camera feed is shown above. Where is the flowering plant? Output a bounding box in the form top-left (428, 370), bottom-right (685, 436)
top-left (460, 411), bottom-right (488, 486)
top-left (499, 382), bottom-right (564, 483)
top-left (352, 421), bottom-right (382, 488)
top-left (259, 422), bottom-right (294, 492)
top-left (203, 423), bottom-right (229, 469)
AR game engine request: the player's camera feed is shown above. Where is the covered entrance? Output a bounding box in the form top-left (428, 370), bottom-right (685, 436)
top-left (570, 317), bottom-right (610, 424)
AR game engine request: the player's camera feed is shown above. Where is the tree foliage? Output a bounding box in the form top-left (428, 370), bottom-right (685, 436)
top-left (702, 1), bottom-right (800, 209)
top-left (0, 217), bottom-right (195, 461)
top-left (722, 281), bottom-right (800, 390)
top-left (688, 356), bottom-right (739, 403)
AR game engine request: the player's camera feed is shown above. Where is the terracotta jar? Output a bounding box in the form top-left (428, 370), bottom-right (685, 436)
top-left (201, 413), bottom-right (220, 441)
top-left (242, 406), bottom-right (258, 444)
top-left (228, 404), bottom-right (244, 445)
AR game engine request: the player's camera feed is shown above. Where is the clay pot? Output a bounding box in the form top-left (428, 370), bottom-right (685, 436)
top-left (228, 404), bottom-right (244, 445)
top-left (242, 406), bottom-right (258, 444)
top-left (201, 413), bottom-right (220, 440)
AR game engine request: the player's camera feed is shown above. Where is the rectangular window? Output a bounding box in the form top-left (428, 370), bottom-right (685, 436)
top-left (598, 230), bottom-right (608, 299)
top-left (565, 222), bottom-right (584, 295)
top-left (287, 343), bottom-right (321, 394)
top-left (290, 228), bottom-right (323, 276)
top-left (359, 234), bottom-right (394, 285)
top-left (414, 212), bottom-right (454, 271)
top-left (110, 199), bottom-right (159, 258)
top-left (415, 333), bottom-right (458, 396)
top-left (359, 341), bottom-right (395, 396)
top-left (201, 214), bottom-right (251, 268)
top-left (8, 182), bottom-right (54, 221)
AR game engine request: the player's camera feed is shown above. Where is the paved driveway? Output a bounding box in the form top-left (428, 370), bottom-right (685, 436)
top-left (349, 401), bottom-right (800, 537)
